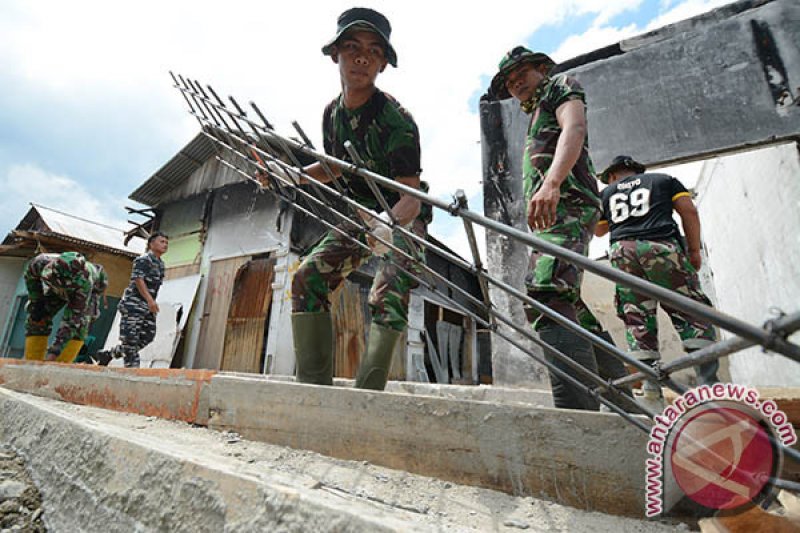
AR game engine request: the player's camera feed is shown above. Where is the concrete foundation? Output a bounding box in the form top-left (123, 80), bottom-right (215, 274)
top-left (0, 388), bottom-right (423, 532)
top-left (207, 374), bottom-right (648, 516)
top-left (0, 387), bottom-right (678, 532)
top-left (2, 362), bottom-right (798, 522)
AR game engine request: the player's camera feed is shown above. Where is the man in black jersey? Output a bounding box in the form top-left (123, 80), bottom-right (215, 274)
top-left (595, 155), bottom-right (720, 406)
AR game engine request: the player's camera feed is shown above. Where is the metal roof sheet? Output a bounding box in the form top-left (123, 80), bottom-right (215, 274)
top-left (30, 204), bottom-right (144, 256)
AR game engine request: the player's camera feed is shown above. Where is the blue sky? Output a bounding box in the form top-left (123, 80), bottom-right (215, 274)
top-left (0, 0), bottom-right (731, 258)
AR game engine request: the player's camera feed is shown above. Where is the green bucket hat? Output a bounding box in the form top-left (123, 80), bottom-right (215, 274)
top-left (490, 46), bottom-right (555, 100)
top-left (322, 7), bottom-right (397, 68)
top-left (599, 155), bottom-right (647, 184)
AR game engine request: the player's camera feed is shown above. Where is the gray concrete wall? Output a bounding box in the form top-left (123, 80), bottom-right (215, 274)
top-left (480, 99), bottom-right (548, 389)
top-left (694, 142), bottom-right (800, 387)
top-left (572, 0), bottom-right (800, 170)
top-left (0, 257), bottom-right (25, 353)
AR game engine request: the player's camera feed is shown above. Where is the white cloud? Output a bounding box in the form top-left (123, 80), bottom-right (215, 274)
top-left (0, 164), bottom-right (127, 233)
top-left (0, 0), bottom-right (736, 255)
top-left (551, 0), bottom-right (733, 60)
top-left (550, 23), bottom-right (641, 61)
top-left (644, 0), bottom-right (733, 29)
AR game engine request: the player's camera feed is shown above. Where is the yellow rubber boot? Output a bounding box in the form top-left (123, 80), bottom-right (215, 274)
top-left (55, 340), bottom-right (84, 363)
top-left (24, 336), bottom-right (48, 361)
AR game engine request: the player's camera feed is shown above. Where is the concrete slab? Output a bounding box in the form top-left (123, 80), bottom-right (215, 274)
top-left (0, 359), bottom-right (213, 424)
top-left (207, 374), bottom-right (650, 517)
top-left (242, 373), bottom-right (555, 407)
top-left (0, 388), bottom-right (678, 532)
top-left (3, 362), bottom-right (797, 519)
top-left (0, 388), bottom-right (424, 532)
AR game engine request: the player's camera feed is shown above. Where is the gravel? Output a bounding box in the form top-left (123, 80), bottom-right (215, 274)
top-left (0, 446), bottom-right (45, 532)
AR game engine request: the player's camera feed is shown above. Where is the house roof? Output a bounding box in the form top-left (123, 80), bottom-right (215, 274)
top-left (2, 204), bottom-right (144, 258)
top-left (129, 132), bottom-right (216, 206)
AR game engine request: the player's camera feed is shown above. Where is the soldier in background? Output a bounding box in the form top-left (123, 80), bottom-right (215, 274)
top-left (24, 251), bottom-right (108, 363)
top-left (595, 155), bottom-right (720, 409)
top-left (96, 232), bottom-right (167, 368)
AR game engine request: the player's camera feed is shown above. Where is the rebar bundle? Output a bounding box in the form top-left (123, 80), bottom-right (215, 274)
top-left (169, 73), bottom-right (800, 475)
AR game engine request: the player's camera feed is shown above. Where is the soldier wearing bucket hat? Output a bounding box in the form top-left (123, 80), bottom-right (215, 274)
top-left (596, 156), bottom-right (720, 409)
top-left (290, 7), bottom-right (430, 392)
top-left (322, 7), bottom-right (398, 67)
top-left (488, 45), bottom-right (628, 411)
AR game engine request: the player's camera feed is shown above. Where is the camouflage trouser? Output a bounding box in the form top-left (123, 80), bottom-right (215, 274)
top-left (110, 303), bottom-right (156, 368)
top-left (524, 201), bottom-right (600, 330)
top-left (611, 238), bottom-right (717, 360)
top-left (576, 300), bottom-right (603, 334)
top-left (24, 272), bottom-right (90, 355)
top-left (292, 219), bottom-right (426, 332)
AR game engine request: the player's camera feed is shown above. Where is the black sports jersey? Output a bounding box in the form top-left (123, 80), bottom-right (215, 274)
top-left (599, 173), bottom-right (691, 242)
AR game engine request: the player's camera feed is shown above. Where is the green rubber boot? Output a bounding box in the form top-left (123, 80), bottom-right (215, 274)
top-left (292, 312), bottom-right (333, 385)
top-left (354, 323), bottom-right (403, 391)
top-left (538, 322), bottom-right (600, 411)
top-left (593, 331), bottom-right (635, 410)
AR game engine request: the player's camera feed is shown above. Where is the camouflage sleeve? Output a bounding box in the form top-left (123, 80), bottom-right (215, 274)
top-left (322, 100), bottom-right (335, 156)
top-left (385, 110), bottom-right (421, 178)
top-left (50, 284), bottom-right (92, 353)
top-left (131, 255), bottom-right (150, 280)
top-left (544, 74), bottom-right (586, 111)
top-left (39, 258), bottom-right (61, 289)
top-left (24, 261), bottom-right (45, 302)
top-left (669, 176), bottom-right (690, 202)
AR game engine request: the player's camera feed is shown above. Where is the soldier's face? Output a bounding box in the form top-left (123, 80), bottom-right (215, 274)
top-left (149, 236), bottom-right (169, 254)
top-left (505, 63), bottom-right (546, 102)
top-left (332, 30), bottom-right (388, 91)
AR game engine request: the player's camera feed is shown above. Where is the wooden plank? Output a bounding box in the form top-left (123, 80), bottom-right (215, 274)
top-left (164, 263), bottom-right (201, 281)
top-left (193, 256), bottom-right (249, 370)
top-left (331, 281), bottom-right (366, 378)
top-left (220, 257), bottom-right (275, 373)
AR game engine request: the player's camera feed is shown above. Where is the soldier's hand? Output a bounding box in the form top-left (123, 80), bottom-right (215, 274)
top-left (148, 300), bottom-right (160, 314)
top-left (364, 210), bottom-right (392, 256)
top-left (688, 249), bottom-right (702, 270)
top-left (267, 160), bottom-right (295, 182)
top-left (528, 183), bottom-right (560, 230)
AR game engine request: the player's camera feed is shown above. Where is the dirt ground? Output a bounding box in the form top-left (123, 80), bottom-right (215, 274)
top-left (0, 445), bottom-right (45, 533)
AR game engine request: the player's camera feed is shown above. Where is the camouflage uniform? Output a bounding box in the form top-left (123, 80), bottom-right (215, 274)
top-left (24, 252), bottom-right (105, 356)
top-left (108, 251), bottom-right (165, 368)
top-left (610, 239), bottom-right (716, 358)
top-left (600, 171), bottom-right (718, 384)
top-left (291, 89), bottom-right (427, 332)
top-left (521, 74), bottom-right (603, 329)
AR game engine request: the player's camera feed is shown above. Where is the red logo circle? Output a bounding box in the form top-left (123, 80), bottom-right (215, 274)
top-left (670, 407), bottom-right (775, 510)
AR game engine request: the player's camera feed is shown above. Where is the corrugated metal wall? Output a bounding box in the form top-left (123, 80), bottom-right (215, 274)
top-left (221, 257), bottom-right (275, 373)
